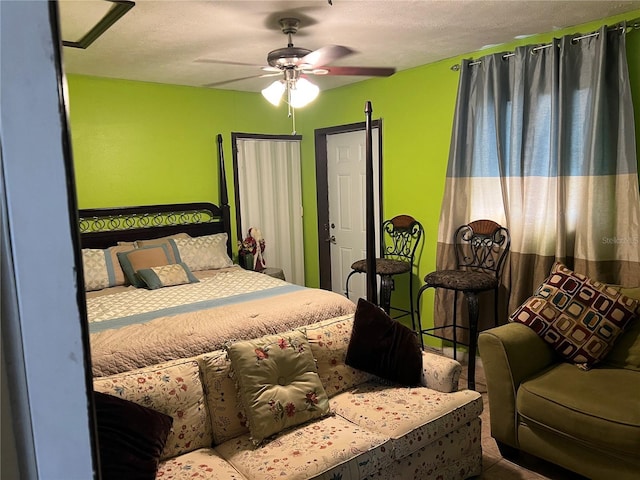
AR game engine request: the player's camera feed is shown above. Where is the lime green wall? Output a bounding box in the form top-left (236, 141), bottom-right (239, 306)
top-left (68, 75), bottom-right (292, 245)
top-left (68, 10), bottom-right (640, 337)
top-left (297, 10), bottom-right (640, 334)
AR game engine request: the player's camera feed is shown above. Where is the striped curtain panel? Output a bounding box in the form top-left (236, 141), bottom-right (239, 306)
top-left (434, 24), bottom-right (640, 341)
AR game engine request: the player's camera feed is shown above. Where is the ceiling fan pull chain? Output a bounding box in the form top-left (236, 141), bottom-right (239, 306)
top-left (288, 87), bottom-right (297, 135)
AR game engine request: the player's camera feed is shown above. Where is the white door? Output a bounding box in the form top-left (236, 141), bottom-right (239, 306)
top-left (327, 128), bottom-right (380, 301)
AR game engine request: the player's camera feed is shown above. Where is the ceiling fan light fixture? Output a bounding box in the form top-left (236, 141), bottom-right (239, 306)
top-left (289, 77), bottom-right (319, 108)
top-left (261, 80), bottom-right (286, 106)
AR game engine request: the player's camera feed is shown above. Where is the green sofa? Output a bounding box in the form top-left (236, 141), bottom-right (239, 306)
top-left (478, 287), bottom-right (640, 480)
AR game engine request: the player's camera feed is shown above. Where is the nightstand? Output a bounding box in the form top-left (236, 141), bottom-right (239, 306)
top-left (262, 267), bottom-right (285, 281)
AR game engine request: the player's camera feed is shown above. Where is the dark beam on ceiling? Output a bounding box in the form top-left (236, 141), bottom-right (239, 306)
top-left (62, 0), bottom-right (134, 49)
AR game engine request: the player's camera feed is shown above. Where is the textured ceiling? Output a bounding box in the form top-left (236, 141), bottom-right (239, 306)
top-left (60, 0), bottom-right (640, 92)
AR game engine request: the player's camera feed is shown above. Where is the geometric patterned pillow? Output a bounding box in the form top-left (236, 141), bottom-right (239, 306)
top-left (136, 263), bottom-right (199, 290)
top-left (82, 246), bottom-right (131, 291)
top-left (509, 262), bottom-right (639, 369)
top-left (135, 233), bottom-right (191, 264)
top-left (169, 233), bottom-right (233, 272)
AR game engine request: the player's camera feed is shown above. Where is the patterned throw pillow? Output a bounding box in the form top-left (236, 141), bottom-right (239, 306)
top-left (136, 263), bottom-right (199, 290)
top-left (117, 245), bottom-right (173, 288)
top-left (226, 331), bottom-right (330, 446)
top-left (135, 233), bottom-right (190, 264)
top-left (509, 262), bottom-right (639, 369)
top-left (169, 233), bottom-right (233, 272)
top-left (82, 246), bottom-right (130, 291)
top-left (198, 351), bottom-right (249, 445)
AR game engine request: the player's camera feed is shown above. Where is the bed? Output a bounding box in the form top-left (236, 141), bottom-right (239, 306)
top-left (80, 136), bottom-right (356, 377)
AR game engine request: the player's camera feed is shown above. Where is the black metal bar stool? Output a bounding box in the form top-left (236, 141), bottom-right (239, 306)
top-left (346, 215), bottom-right (423, 331)
top-left (417, 219), bottom-right (510, 390)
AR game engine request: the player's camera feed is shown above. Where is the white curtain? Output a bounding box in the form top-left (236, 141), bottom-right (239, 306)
top-left (236, 138), bottom-right (305, 285)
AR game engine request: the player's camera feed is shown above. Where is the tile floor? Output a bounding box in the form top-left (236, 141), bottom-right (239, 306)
top-left (458, 364), bottom-right (588, 480)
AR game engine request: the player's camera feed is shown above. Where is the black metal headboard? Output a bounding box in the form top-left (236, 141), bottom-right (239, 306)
top-left (78, 135), bottom-right (233, 258)
top-left (78, 202), bottom-right (231, 255)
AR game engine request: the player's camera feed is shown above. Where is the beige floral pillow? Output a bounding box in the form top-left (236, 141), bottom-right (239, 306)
top-left (170, 234), bottom-right (233, 271)
top-left (198, 351), bottom-right (249, 444)
top-left (226, 331), bottom-right (330, 446)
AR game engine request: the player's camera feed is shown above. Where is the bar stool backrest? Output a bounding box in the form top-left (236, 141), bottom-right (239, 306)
top-left (454, 219), bottom-right (510, 279)
top-left (381, 215), bottom-right (424, 264)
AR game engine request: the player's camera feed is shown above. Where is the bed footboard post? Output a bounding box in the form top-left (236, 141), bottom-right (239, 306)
top-left (217, 134), bottom-right (233, 258)
top-left (364, 101), bottom-right (377, 305)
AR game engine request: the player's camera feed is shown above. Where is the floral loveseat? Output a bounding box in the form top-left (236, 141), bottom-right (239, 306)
top-left (93, 310), bottom-right (483, 479)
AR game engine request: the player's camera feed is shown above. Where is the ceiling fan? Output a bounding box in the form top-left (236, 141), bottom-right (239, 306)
top-left (262, 17), bottom-right (395, 79)
top-left (201, 17), bottom-right (396, 108)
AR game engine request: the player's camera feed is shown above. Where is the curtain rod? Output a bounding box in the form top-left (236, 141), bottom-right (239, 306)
top-left (450, 17), bottom-right (640, 71)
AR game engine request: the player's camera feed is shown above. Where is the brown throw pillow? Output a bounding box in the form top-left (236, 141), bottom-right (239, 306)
top-left (345, 298), bottom-right (422, 386)
top-left (94, 391), bottom-right (173, 480)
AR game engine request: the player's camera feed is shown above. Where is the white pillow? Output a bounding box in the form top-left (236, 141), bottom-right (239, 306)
top-left (170, 233), bottom-right (233, 271)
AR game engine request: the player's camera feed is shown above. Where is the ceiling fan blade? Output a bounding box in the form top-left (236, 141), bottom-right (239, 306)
top-left (300, 45), bottom-right (354, 68)
top-left (316, 65), bottom-right (396, 77)
top-left (196, 58), bottom-right (267, 68)
top-left (203, 72), bottom-right (280, 88)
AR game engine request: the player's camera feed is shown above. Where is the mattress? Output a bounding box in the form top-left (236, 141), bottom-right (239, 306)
top-left (88, 267), bottom-right (356, 376)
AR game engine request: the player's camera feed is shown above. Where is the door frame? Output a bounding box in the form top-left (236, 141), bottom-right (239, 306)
top-left (1, 1), bottom-right (96, 477)
top-left (314, 120), bottom-right (383, 291)
top-left (231, 132), bottom-right (302, 241)
top-left (231, 132), bottom-right (304, 283)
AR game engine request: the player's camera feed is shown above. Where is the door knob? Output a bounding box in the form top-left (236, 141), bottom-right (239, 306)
top-left (326, 235), bottom-right (336, 244)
